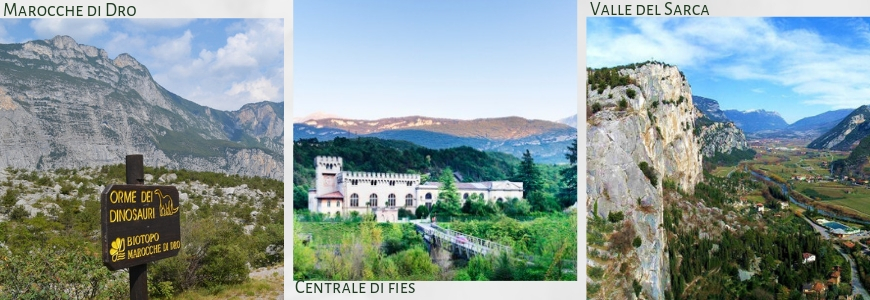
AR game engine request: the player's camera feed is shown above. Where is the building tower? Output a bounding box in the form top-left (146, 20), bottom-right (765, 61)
top-left (308, 156), bottom-right (344, 213)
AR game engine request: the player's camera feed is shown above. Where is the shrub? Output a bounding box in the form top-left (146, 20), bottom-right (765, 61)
top-left (607, 211), bottom-right (624, 223)
top-left (455, 270), bottom-right (472, 281)
top-left (414, 205), bottom-right (429, 219)
top-left (638, 162), bottom-right (658, 187)
top-left (467, 255), bottom-right (492, 281)
top-left (626, 88), bottom-right (637, 99)
top-left (633, 236), bottom-right (642, 248)
top-left (197, 244), bottom-right (248, 287)
top-left (618, 98), bottom-right (628, 110)
top-left (591, 102), bottom-right (602, 114)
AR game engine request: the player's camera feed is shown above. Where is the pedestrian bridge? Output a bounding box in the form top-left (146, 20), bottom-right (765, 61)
top-left (414, 222), bottom-right (512, 258)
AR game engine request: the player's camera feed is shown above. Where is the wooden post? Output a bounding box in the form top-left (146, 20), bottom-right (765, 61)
top-left (126, 154), bottom-right (147, 300)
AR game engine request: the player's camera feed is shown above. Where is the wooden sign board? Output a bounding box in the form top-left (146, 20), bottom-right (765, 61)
top-left (101, 185), bottom-right (181, 270)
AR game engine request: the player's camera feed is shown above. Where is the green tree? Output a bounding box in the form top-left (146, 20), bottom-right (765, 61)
top-left (432, 167), bottom-right (462, 217)
top-left (515, 150), bottom-right (542, 198)
top-left (557, 140), bottom-right (577, 209)
top-left (414, 205), bottom-right (429, 219)
top-left (293, 185), bottom-right (309, 211)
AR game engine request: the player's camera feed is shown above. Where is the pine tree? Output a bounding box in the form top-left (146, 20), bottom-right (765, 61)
top-left (515, 150), bottom-right (542, 198)
top-left (557, 139), bottom-right (577, 208)
top-left (433, 167), bottom-right (462, 217)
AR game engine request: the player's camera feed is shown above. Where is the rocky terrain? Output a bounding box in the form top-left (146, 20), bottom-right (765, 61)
top-left (0, 36), bottom-right (283, 179)
top-left (0, 166), bottom-right (283, 227)
top-left (586, 62), bottom-right (703, 298)
top-left (692, 96), bottom-right (750, 158)
top-left (808, 105), bottom-right (870, 151)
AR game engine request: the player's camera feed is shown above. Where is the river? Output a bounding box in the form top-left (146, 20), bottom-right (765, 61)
top-left (749, 170), bottom-right (870, 225)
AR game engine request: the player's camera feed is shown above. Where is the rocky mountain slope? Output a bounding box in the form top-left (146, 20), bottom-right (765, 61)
top-left (0, 36), bottom-right (283, 179)
top-left (587, 62), bottom-right (703, 299)
top-left (691, 96), bottom-right (749, 158)
top-left (723, 109), bottom-right (788, 133)
top-left (294, 116), bottom-right (576, 164)
top-left (692, 95), bottom-right (730, 123)
top-left (807, 105), bottom-right (870, 151)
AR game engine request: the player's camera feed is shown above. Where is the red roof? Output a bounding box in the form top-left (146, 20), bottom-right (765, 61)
top-left (845, 241), bottom-right (856, 249)
top-left (803, 253), bottom-right (813, 259)
top-left (317, 191), bottom-right (344, 199)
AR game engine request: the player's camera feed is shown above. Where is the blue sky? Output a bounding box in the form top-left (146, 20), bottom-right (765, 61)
top-left (587, 17), bottom-right (870, 124)
top-left (294, 0), bottom-right (577, 122)
top-left (0, 19), bottom-right (283, 111)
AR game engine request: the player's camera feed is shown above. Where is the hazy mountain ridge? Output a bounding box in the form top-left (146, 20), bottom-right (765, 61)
top-left (723, 109), bottom-right (788, 133)
top-left (293, 115), bottom-right (576, 164)
top-left (0, 35), bottom-right (283, 179)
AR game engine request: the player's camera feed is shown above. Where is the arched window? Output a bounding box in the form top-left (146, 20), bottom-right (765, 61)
top-left (351, 180), bottom-right (358, 186)
top-left (407, 181), bottom-right (413, 186)
top-left (389, 181), bottom-right (395, 186)
top-left (371, 180), bottom-right (377, 186)
top-left (497, 197), bottom-right (504, 202)
top-left (388, 194), bottom-right (396, 207)
top-left (369, 194), bottom-right (378, 207)
top-left (425, 193), bottom-right (432, 200)
top-left (405, 194), bottom-right (414, 206)
top-left (479, 193), bottom-right (484, 199)
top-left (463, 193), bottom-right (469, 200)
top-left (350, 193), bottom-right (359, 207)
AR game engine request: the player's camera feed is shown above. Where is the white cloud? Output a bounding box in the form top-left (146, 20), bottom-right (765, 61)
top-left (150, 19), bottom-right (284, 111)
top-left (149, 30), bottom-right (193, 63)
top-left (225, 77), bottom-right (279, 102)
top-left (126, 19), bottom-right (195, 30)
top-left (29, 19), bottom-right (108, 43)
top-left (588, 17), bottom-right (870, 110)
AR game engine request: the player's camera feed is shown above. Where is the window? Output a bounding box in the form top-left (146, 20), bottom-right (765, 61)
top-left (370, 194), bottom-right (378, 207)
top-left (497, 197), bottom-right (504, 202)
top-left (350, 193), bottom-right (359, 207)
top-left (463, 193), bottom-right (469, 200)
top-left (327, 200), bottom-right (331, 207)
top-left (388, 194), bottom-right (396, 207)
top-left (407, 181), bottom-right (412, 186)
top-left (371, 180), bottom-right (377, 186)
top-left (479, 193), bottom-right (485, 199)
top-left (389, 181), bottom-right (395, 186)
top-left (351, 180), bottom-right (358, 186)
top-left (425, 193), bottom-right (432, 200)
top-left (405, 194), bottom-right (413, 206)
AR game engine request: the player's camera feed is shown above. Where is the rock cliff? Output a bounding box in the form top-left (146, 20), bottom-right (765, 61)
top-left (808, 105), bottom-right (870, 151)
top-left (697, 121), bottom-right (749, 157)
top-left (587, 62), bottom-right (702, 299)
top-left (0, 36), bottom-right (283, 179)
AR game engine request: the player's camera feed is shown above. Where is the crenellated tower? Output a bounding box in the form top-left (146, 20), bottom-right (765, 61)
top-left (315, 156), bottom-right (343, 196)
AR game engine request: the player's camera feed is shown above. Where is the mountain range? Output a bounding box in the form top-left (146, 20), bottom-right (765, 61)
top-left (808, 105), bottom-right (870, 150)
top-left (293, 116), bottom-right (576, 164)
top-left (0, 36), bottom-right (283, 179)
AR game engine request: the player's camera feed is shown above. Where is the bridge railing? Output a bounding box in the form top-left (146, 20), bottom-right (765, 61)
top-left (423, 224), bottom-right (512, 256)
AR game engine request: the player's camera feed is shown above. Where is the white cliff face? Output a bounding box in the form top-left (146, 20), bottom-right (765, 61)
top-left (0, 36), bottom-right (283, 180)
top-left (698, 122), bottom-right (749, 157)
top-left (587, 63), bottom-right (702, 299)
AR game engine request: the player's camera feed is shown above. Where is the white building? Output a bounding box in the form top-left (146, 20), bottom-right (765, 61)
top-left (308, 156), bottom-right (524, 222)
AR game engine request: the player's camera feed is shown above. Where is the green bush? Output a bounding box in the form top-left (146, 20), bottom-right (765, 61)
top-left (197, 244), bottom-right (248, 287)
top-left (626, 88), bottom-right (637, 99)
top-left (608, 211), bottom-right (624, 223)
top-left (638, 161), bottom-right (658, 187)
top-left (467, 255), bottom-right (492, 281)
top-left (414, 205), bottom-right (429, 219)
top-left (455, 270), bottom-right (472, 281)
top-left (618, 98), bottom-right (628, 110)
top-left (633, 236), bottom-right (642, 248)
top-left (591, 102), bottom-right (602, 114)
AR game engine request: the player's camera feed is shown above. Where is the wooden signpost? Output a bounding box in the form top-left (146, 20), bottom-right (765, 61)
top-left (102, 155), bottom-right (181, 299)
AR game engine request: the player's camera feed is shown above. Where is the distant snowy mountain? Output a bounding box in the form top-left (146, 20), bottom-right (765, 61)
top-left (723, 109), bottom-right (788, 133)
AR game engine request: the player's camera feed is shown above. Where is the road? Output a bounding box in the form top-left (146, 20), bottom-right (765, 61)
top-left (802, 216), bottom-right (869, 299)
